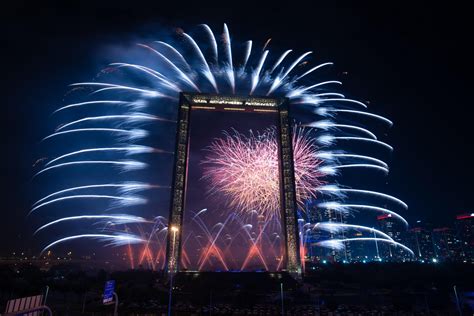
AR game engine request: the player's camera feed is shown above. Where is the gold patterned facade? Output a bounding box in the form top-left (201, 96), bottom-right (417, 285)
top-left (165, 96), bottom-right (189, 274)
top-left (278, 109), bottom-right (302, 277)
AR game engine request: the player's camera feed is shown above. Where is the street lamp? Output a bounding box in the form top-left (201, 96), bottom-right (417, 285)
top-left (168, 226), bottom-right (179, 316)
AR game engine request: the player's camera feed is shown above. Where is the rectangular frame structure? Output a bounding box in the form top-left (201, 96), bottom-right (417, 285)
top-left (165, 93), bottom-right (301, 276)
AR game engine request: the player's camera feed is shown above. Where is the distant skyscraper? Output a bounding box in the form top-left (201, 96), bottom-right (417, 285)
top-left (305, 202), bottom-right (351, 263)
top-left (455, 213), bottom-right (474, 263)
top-left (304, 202), bottom-right (331, 262)
top-left (327, 208), bottom-right (352, 263)
top-left (432, 227), bottom-right (463, 262)
top-left (347, 231), bottom-right (366, 262)
top-left (377, 214), bottom-right (408, 261)
top-left (408, 220), bottom-right (435, 261)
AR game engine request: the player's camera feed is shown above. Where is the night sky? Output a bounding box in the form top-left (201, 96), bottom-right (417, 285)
top-left (2, 2), bottom-right (472, 253)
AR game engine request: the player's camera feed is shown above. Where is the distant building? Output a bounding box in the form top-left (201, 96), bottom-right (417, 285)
top-left (345, 231), bottom-right (366, 262)
top-left (408, 220), bottom-right (435, 262)
top-left (455, 213), bottom-right (474, 263)
top-left (432, 227), bottom-right (463, 262)
top-left (305, 202), bottom-right (351, 263)
top-left (328, 209), bottom-right (352, 263)
top-left (377, 214), bottom-right (409, 261)
top-left (304, 202), bottom-right (329, 263)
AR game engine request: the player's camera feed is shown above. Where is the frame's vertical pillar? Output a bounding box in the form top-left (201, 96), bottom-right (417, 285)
top-left (278, 103), bottom-right (302, 278)
top-left (165, 94), bottom-right (190, 275)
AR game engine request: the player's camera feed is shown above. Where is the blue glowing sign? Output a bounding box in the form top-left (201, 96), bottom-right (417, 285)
top-left (103, 280), bottom-right (115, 305)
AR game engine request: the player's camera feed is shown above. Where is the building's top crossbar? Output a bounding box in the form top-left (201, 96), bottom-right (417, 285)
top-left (183, 93), bottom-right (286, 108)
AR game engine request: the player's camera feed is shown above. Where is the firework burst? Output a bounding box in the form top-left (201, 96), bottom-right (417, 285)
top-left (202, 127), bottom-right (324, 220)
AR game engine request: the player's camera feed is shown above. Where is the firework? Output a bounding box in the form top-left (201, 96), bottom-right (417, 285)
top-left (201, 127), bottom-right (325, 220)
top-left (202, 129), bottom-right (282, 219)
top-left (33, 23), bottom-right (413, 268)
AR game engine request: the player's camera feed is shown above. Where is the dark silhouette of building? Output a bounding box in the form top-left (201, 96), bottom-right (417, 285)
top-left (377, 214), bottom-right (409, 261)
top-left (455, 213), bottom-right (474, 263)
top-left (432, 227), bottom-right (463, 262)
top-left (408, 220), bottom-right (435, 262)
top-left (305, 202), bottom-right (351, 263)
top-left (344, 230), bottom-right (366, 262)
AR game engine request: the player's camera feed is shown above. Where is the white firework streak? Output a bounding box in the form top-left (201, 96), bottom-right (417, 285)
top-left (42, 128), bottom-right (148, 141)
top-left (307, 120), bottom-right (378, 140)
top-left (317, 238), bottom-right (414, 256)
top-left (29, 194), bottom-right (146, 214)
top-left (54, 100), bottom-right (130, 113)
top-left (35, 215), bottom-right (150, 234)
top-left (45, 146), bottom-right (168, 166)
top-left (318, 185), bottom-right (408, 209)
top-left (56, 114), bottom-right (173, 131)
top-left (34, 160), bottom-right (147, 177)
top-left (314, 222), bottom-right (394, 241)
top-left (315, 108), bottom-right (393, 126)
top-left (318, 202), bottom-right (408, 227)
top-left (41, 234), bottom-right (145, 254)
top-left (32, 182), bottom-right (166, 207)
top-left (318, 164), bottom-right (389, 176)
top-left (315, 152), bottom-right (388, 168)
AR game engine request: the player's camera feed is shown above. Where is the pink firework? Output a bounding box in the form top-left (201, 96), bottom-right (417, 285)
top-left (202, 127), bottom-right (325, 219)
